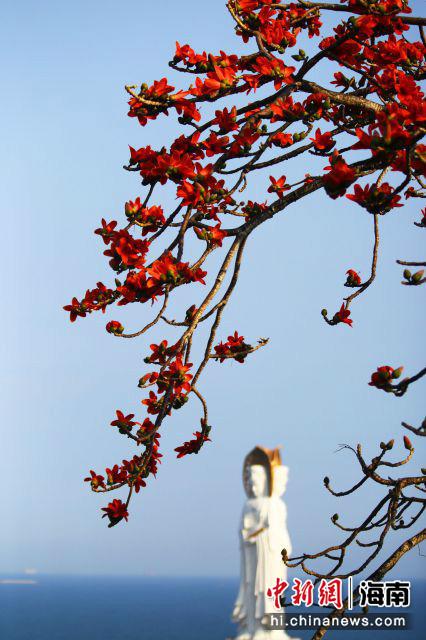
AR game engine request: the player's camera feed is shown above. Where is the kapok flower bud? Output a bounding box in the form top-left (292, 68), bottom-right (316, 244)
top-left (172, 394), bottom-right (189, 410)
top-left (412, 270), bottom-right (425, 283)
top-left (138, 374), bottom-right (151, 388)
top-left (185, 304), bottom-right (198, 322)
top-left (403, 435), bottom-right (413, 451)
top-left (392, 367), bottom-right (404, 379)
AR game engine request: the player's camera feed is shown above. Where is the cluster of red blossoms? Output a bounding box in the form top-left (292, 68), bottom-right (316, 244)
top-left (235, 0), bottom-right (322, 41)
top-left (175, 420), bottom-right (212, 458)
top-left (128, 135), bottom-right (237, 217)
top-left (347, 183), bottom-right (403, 214)
top-left (64, 282), bottom-right (118, 322)
top-left (270, 93), bottom-right (331, 124)
top-left (65, 0), bottom-right (425, 525)
top-left (64, 250), bottom-right (207, 317)
top-left (214, 331), bottom-right (252, 363)
top-left (125, 199), bottom-right (166, 235)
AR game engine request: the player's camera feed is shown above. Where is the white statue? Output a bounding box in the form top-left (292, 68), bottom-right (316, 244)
top-left (231, 446), bottom-right (293, 640)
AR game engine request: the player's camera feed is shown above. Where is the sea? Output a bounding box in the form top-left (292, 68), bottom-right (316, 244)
top-left (0, 575), bottom-right (425, 640)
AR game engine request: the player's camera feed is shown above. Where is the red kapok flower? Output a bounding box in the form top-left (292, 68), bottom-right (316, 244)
top-left (238, 0), bottom-right (260, 12)
top-left (310, 128), bottom-right (335, 152)
top-left (333, 304), bottom-right (353, 327)
top-left (84, 470), bottom-right (105, 490)
top-left (63, 297), bottom-right (86, 323)
top-left (268, 175), bottom-right (290, 197)
top-left (142, 390), bottom-right (164, 415)
top-left (101, 499), bottom-right (129, 527)
top-left (323, 154), bottom-right (356, 199)
top-left (106, 320), bottom-right (124, 335)
top-left (136, 417), bottom-right (156, 440)
top-left (175, 423), bottom-right (211, 458)
top-left (111, 410), bottom-right (137, 433)
top-left (105, 464), bottom-right (127, 485)
top-left (145, 340), bottom-right (178, 365)
top-left (163, 356), bottom-right (193, 394)
top-left (270, 132), bottom-right (293, 148)
top-left (213, 106), bottom-right (238, 133)
top-left (194, 223), bottom-right (227, 247)
top-left (369, 366), bottom-right (404, 391)
top-left (94, 219), bottom-right (118, 244)
top-left (345, 270), bottom-right (361, 287)
top-left (417, 208), bottom-right (426, 227)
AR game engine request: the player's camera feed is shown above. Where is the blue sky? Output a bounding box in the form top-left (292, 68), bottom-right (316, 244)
top-left (1, 0), bottom-right (425, 578)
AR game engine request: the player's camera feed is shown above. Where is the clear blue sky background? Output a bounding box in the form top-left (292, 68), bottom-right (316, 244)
top-left (1, 0), bottom-right (425, 578)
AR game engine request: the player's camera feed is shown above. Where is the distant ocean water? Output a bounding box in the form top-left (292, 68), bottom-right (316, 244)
top-left (0, 575), bottom-right (424, 640)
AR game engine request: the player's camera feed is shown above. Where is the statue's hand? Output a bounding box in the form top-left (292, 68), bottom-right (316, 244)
top-left (231, 604), bottom-right (243, 622)
top-left (246, 526), bottom-right (266, 540)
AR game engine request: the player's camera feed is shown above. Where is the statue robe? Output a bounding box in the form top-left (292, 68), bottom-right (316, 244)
top-left (233, 495), bottom-right (292, 636)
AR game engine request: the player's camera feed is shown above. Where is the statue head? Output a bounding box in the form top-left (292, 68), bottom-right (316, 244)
top-left (245, 464), bottom-right (268, 498)
top-left (243, 446), bottom-right (284, 498)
